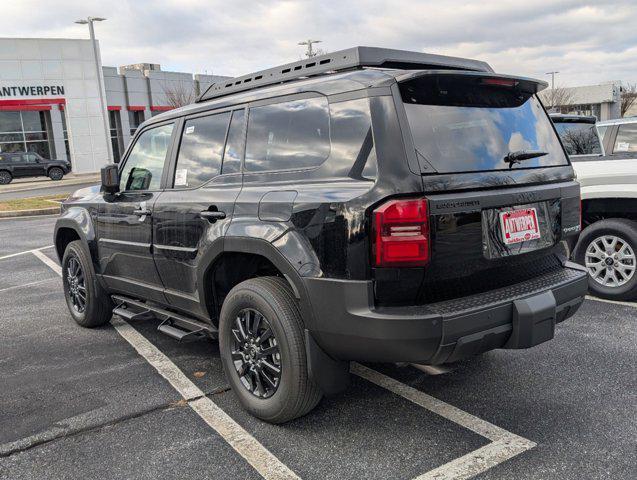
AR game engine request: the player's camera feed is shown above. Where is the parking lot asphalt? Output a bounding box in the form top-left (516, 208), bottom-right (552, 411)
top-left (0, 215), bottom-right (635, 480)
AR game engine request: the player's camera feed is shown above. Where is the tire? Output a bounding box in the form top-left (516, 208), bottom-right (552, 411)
top-left (0, 170), bottom-right (12, 185)
top-left (574, 218), bottom-right (637, 301)
top-left (219, 276), bottom-right (322, 423)
top-left (62, 240), bottom-right (113, 327)
top-left (48, 167), bottom-right (64, 181)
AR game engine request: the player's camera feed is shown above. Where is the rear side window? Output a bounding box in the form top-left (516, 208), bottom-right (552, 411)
top-left (553, 122), bottom-right (602, 156)
top-left (400, 75), bottom-right (568, 173)
top-left (613, 124), bottom-right (637, 153)
top-left (174, 112), bottom-right (231, 188)
top-left (221, 109), bottom-right (245, 175)
top-left (245, 97), bottom-right (330, 172)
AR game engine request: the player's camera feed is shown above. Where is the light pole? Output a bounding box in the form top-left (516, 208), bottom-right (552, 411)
top-left (298, 39), bottom-right (322, 58)
top-left (75, 16), bottom-right (113, 163)
top-left (546, 71), bottom-right (559, 109)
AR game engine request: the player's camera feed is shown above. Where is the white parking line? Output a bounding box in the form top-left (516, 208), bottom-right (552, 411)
top-left (585, 295), bottom-right (637, 308)
top-left (31, 249), bottom-right (540, 480)
top-left (352, 363), bottom-right (536, 480)
top-left (0, 245), bottom-right (53, 261)
top-left (32, 252), bottom-right (299, 480)
top-left (0, 278), bottom-right (57, 294)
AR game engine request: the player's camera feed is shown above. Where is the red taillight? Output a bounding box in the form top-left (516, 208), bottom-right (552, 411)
top-left (373, 198), bottom-right (430, 267)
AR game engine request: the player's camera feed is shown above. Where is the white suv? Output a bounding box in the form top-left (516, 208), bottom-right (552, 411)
top-left (552, 114), bottom-right (637, 300)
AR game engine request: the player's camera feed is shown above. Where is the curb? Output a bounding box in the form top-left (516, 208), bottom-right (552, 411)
top-left (0, 176), bottom-right (100, 194)
top-left (0, 206), bottom-right (60, 218)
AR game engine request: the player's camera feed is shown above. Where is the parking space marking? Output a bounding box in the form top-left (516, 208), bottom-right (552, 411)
top-left (111, 318), bottom-right (300, 480)
top-left (29, 247), bottom-right (542, 480)
top-left (31, 249), bottom-right (61, 275)
top-left (0, 245), bottom-right (53, 261)
top-left (31, 252), bottom-right (299, 480)
top-left (586, 295), bottom-right (637, 308)
top-left (0, 277), bottom-right (57, 293)
top-left (352, 363), bottom-right (536, 480)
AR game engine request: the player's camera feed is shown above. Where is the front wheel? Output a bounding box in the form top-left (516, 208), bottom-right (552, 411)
top-left (219, 276), bottom-right (322, 423)
top-left (574, 219), bottom-right (637, 301)
top-left (0, 171), bottom-right (12, 185)
top-left (49, 167), bottom-right (64, 181)
top-left (62, 240), bottom-right (113, 327)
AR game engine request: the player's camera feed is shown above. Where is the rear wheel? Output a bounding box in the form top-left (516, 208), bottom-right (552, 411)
top-left (574, 219), bottom-right (637, 300)
top-left (62, 240), bottom-right (113, 327)
top-left (0, 171), bottom-right (12, 184)
top-left (48, 167), bottom-right (64, 181)
top-left (219, 276), bottom-right (322, 423)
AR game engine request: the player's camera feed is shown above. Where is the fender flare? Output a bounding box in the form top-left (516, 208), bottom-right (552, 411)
top-left (54, 207), bottom-right (98, 270)
top-left (197, 236), bottom-right (318, 330)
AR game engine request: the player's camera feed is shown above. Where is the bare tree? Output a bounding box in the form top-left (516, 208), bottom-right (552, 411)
top-left (162, 82), bottom-right (196, 109)
top-left (620, 83), bottom-right (637, 117)
top-left (539, 85), bottom-right (575, 111)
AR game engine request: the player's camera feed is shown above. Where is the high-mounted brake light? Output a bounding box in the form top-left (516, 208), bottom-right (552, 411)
top-left (481, 78), bottom-right (518, 87)
top-left (373, 198), bottom-right (430, 267)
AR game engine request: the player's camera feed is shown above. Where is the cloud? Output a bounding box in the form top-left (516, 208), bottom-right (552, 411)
top-left (2, 0), bottom-right (636, 86)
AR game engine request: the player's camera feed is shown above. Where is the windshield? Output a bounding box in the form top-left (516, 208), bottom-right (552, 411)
top-left (553, 122), bottom-right (602, 156)
top-left (400, 76), bottom-right (569, 174)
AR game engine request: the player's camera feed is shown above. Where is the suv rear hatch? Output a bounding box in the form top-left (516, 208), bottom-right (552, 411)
top-left (373, 71), bottom-right (580, 306)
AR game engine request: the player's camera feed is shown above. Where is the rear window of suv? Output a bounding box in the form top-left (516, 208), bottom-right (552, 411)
top-left (400, 74), bottom-right (568, 173)
top-left (553, 121), bottom-right (602, 156)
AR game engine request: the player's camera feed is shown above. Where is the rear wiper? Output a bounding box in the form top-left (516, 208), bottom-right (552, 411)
top-left (504, 150), bottom-right (548, 168)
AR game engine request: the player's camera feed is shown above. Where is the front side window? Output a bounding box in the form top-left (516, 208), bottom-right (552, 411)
top-left (613, 124), bottom-right (637, 153)
top-left (174, 112), bottom-right (231, 188)
top-left (120, 123), bottom-right (174, 191)
top-left (245, 97), bottom-right (330, 172)
top-left (554, 122), bottom-right (602, 156)
top-left (23, 153), bottom-right (38, 163)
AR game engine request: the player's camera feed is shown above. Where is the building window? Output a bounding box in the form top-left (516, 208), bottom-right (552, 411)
top-left (0, 111), bottom-right (52, 158)
top-left (60, 110), bottom-right (71, 163)
top-left (128, 110), bottom-right (145, 136)
top-left (109, 110), bottom-right (123, 162)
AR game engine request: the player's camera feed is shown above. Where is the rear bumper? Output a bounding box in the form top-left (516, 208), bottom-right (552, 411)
top-left (304, 260), bottom-right (588, 364)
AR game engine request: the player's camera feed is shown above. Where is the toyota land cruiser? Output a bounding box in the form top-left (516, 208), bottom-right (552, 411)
top-left (55, 47), bottom-right (587, 423)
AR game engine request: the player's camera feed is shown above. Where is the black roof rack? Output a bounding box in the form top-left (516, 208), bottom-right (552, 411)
top-left (196, 46), bottom-right (493, 103)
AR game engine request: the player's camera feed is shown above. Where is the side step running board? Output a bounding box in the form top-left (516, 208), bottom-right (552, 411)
top-left (112, 294), bottom-right (218, 341)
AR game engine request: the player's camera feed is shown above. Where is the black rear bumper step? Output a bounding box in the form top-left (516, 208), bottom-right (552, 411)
top-left (112, 295), bottom-right (218, 340)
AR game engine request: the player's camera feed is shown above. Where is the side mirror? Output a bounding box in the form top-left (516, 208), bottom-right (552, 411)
top-left (100, 164), bottom-right (120, 194)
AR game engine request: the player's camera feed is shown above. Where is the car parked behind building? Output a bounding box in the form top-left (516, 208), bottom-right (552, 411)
top-left (551, 114), bottom-right (637, 300)
top-left (55, 47), bottom-right (587, 423)
top-left (0, 151), bottom-right (70, 184)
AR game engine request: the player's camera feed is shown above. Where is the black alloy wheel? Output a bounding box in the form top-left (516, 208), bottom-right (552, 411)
top-left (0, 171), bottom-right (11, 184)
top-left (65, 255), bottom-right (87, 313)
top-left (49, 167), bottom-right (64, 180)
top-left (231, 308), bottom-right (282, 399)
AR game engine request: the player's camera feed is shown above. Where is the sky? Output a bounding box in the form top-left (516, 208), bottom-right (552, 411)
top-left (3, 0), bottom-right (637, 87)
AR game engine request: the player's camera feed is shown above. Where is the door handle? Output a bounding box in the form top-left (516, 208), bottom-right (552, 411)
top-left (199, 210), bottom-right (226, 221)
top-left (133, 208), bottom-right (152, 216)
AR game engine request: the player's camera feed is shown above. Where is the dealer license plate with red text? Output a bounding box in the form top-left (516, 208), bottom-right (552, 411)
top-left (499, 208), bottom-right (541, 245)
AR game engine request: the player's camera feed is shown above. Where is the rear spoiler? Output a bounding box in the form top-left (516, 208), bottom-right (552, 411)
top-left (396, 70), bottom-right (549, 95)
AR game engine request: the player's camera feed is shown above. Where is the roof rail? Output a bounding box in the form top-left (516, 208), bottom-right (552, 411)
top-left (196, 46), bottom-right (493, 103)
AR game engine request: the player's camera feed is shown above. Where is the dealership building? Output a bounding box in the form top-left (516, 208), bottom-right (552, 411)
top-left (0, 38), bottom-right (227, 173)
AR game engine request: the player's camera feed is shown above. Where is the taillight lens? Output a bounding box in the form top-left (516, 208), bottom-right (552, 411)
top-left (373, 198), bottom-right (430, 267)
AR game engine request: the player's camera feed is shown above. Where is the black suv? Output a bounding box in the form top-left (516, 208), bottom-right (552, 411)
top-left (0, 152), bottom-right (70, 184)
top-left (55, 47), bottom-right (587, 423)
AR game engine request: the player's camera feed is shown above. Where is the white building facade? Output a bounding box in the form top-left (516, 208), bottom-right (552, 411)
top-left (0, 38), bottom-right (227, 173)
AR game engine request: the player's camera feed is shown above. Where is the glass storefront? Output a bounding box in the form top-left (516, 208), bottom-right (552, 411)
top-left (0, 110), bottom-right (53, 158)
top-left (60, 110), bottom-right (71, 163)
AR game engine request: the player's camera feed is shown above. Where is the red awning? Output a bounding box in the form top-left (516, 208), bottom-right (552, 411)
top-left (0, 97), bottom-right (65, 111)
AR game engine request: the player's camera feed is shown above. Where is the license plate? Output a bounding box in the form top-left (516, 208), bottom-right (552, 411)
top-left (499, 208), bottom-right (541, 245)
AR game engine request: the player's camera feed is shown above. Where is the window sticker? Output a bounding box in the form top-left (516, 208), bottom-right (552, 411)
top-left (175, 168), bottom-right (188, 186)
top-left (185, 125), bottom-right (195, 135)
top-left (616, 142), bottom-right (630, 152)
